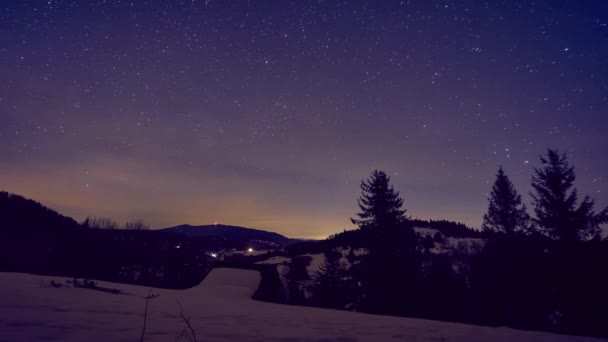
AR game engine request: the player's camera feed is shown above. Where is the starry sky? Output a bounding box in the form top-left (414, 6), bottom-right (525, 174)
top-left (1, 1), bottom-right (607, 239)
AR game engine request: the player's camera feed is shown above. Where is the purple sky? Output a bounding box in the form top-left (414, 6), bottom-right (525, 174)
top-left (1, 1), bottom-right (607, 238)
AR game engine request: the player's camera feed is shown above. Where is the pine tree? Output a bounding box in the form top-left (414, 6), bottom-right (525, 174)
top-left (349, 170), bottom-right (419, 316)
top-left (351, 170), bottom-right (408, 230)
top-left (482, 166), bottom-right (530, 234)
top-left (310, 249), bottom-right (351, 309)
top-left (530, 149), bottom-right (608, 241)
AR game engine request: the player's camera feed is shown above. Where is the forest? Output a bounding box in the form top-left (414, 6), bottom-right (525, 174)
top-left (265, 149), bottom-right (608, 338)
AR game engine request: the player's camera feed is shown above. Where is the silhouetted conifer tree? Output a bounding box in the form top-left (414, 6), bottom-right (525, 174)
top-left (482, 166), bottom-right (530, 234)
top-left (351, 170), bottom-right (408, 230)
top-left (349, 170), bottom-right (419, 316)
top-left (531, 149), bottom-right (608, 241)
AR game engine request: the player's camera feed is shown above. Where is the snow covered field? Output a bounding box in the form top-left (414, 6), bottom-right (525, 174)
top-left (0, 269), bottom-right (600, 342)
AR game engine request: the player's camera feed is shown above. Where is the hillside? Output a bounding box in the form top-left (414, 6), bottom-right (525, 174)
top-left (0, 191), bottom-right (80, 232)
top-left (0, 192), bottom-right (212, 289)
top-left (0, 268), bottom-right (599, 341)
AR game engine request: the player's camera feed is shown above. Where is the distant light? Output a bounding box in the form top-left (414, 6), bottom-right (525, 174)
top-left (214, 222), bottom-right (219, 226)
top-left (248, 248), bottom-right (253, 253)
top-left (175, 245), bottom-right (181, 249)
top-left (210, 253), bottom-right (218, 258)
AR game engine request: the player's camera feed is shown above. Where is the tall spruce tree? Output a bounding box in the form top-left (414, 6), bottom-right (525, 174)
top-left (531, 149), bottom-right (608, 241)
top-left (482, 166), bottom-right (530, 234)
top-left (349, 170), bottom-right (419, 316)
top-left (351, 170), bottom-right (408, 230)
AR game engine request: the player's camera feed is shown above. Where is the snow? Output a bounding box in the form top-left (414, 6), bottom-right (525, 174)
top-left (445, 237), bottom-right (485, 254)
top-left (414, 227), bottom-right (441, 237)
top-left (338, 247), bottom-right (368, 257)
top-left (301, 253), bottom-right (326, 274)
top-left (254, 256), bottom-right (291, 265)
top-left (0, 269), bottom-right (600, 342)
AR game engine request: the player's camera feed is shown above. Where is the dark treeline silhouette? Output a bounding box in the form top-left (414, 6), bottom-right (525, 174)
top-left (409, 219), bottom-right (481, 238)
top-left (82, 216), bottom-right (150, 230)
top-left (303, 149), bottom-right (608, 338)
top-left (314, 218), bottom-right (478, 252)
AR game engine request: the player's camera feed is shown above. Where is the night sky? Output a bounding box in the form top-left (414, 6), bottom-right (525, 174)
top-left (1, 1), bottom-right (607, 239)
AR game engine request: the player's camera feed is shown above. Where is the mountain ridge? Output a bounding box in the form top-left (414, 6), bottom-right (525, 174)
top-left (159, 223), bottom-right (291, 244)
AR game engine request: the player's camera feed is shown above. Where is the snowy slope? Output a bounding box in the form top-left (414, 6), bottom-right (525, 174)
top-left (301, 253), bottom-right (326, 274)
top-left (254, 256), bottom-right (291, 265)
top-left (414, 227), bottom-right (442, 236)
top-left (0, 269), bottom-right (600, 342)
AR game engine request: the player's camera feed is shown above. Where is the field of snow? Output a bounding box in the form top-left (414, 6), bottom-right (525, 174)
top-left (0, 269), bottom-right (600, 342)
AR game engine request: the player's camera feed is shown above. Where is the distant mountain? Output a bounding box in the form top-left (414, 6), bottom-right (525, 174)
top-left (159, 224), bottom-right (291, 245)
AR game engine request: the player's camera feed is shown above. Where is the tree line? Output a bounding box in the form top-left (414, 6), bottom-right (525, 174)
top-left (307, 149), bottom-right (608, 337)
top-left (83, 216), bottom-right (150, 230)
top-left (482, 149), bottom-right (607, 240)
